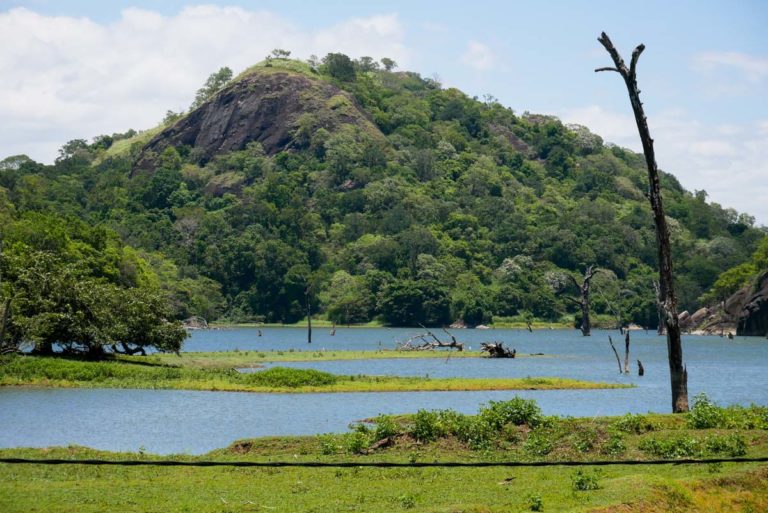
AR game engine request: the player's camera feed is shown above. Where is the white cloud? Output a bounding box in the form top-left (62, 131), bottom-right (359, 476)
top-left (0, 7), bottom-right (409, 163)
top-left (562, 105), bottom-right (768, 226)
top-left (460, 41), bottom-right (495, 71)
top-left (694, 51), bottom-right (768, 82)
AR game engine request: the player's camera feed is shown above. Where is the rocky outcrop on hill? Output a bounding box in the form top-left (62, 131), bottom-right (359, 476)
top-left (134, 69), bottom-right (383, 173)
top-left (680, 270), bottom-right (768, 337)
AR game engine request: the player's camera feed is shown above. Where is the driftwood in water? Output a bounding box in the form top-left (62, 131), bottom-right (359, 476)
top-left (608, 336), bottom-right (622, 373)
top-left (637, 359), bottom-right (645, 376)
top-left (624, 331), bottom-right (631, 374)
top-left (481, 342), bottom-right (516, 358)
top-left (597, 31), bottom-right (687, 412)
top-left (397, 326), bottom-right (464, 352)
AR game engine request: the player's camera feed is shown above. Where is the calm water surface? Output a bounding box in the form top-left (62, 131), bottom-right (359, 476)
top-left (1, 328), bottom-right (766, 454)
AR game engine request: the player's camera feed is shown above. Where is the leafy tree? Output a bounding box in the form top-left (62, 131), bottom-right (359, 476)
top-left (322, 53), bottom-right (356, 82)
top-left (380, 57), bottom-right (397, 71)
top-left (190, 66), bottom-right (233, 110)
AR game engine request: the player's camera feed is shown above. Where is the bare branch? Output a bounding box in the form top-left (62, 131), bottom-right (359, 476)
top-left (594, 67), bottom-right (620, 73)
top-left (597, 32), bottom-right (629, 79)
top-left (629, 44), bottom-right (645, 81)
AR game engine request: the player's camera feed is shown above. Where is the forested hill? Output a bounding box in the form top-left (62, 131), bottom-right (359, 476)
top-left (1, 54), bottom-right (765, 329)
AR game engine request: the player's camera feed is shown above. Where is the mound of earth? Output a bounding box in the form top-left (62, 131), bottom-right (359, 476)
top-left (134, 68), bottom-right (383, 173)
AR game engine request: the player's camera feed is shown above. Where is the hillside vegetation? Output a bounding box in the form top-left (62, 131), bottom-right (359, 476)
top-left (1, 53), bottom-right (765, 337)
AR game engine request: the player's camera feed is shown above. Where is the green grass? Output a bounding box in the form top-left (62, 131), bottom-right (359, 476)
top-left (97, 124), bottom-right (165, 161)
top-left (1, 405), bottom-right (767, 512)
top-left (142, 349), bottom-right (551, 369)
top-left (0, 355), bottom-right (623, 393)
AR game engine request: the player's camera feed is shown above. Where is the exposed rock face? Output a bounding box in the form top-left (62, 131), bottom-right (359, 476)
top-left (737, 271), bottom-right (768, 337)
top-left (681, 270), bottom-right (768, 337)
top-left (134, 69), bottom-right (383, 174)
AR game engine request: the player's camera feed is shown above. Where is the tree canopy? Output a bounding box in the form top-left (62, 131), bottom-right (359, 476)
top-left (1, 54), bottom-right (764, 330)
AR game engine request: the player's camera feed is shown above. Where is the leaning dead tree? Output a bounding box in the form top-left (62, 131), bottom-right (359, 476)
top-left (597, 32), bottom-right (688, 412)
top-left (397, 326), bottom-right (464, 351)
top-left (608, 336), bottom-right (622, 373)
top-left (565, 265), bottom-right (600, 336)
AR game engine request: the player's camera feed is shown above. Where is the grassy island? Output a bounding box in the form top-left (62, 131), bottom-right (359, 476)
top-left (143, 349), bottom-right (551, 370)
top-left (0, 355), bottom-right (622, 394)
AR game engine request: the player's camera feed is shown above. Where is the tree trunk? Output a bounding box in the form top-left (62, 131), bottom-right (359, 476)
top-left (568, 265), bottom-right (599, 336)
top-left (608, 336), bottom-right (622, 373)
top-left (623, 331), bottom-right (630, 374)
top-left (597, 32), bottom-right (688, 412)
top-left (305, 286), bottom-right (312, 344)
top-left (0, 298), bottom-right (11, 352)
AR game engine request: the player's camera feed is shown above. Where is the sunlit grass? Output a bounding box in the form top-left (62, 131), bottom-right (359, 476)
top-left (0, 355), bottom-right (624, 393)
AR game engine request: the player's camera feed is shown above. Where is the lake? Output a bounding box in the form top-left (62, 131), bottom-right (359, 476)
top-left (1, 328), bottom-right (766, 454)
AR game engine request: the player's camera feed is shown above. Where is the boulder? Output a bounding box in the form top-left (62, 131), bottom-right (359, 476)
top-left (737, 271), bottom-right (768, 337)
top-left (689, 307), bottom-right (709, 325)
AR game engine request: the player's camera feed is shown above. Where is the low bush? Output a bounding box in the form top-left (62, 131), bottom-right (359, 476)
top-left (478, 397), bottom-right (542, 429)
top-left (687, 393), bottom-right (725, 429)
top-left (704, 433), bottom-right (747, 457)
top-left (687, 393), bottom-right (768, 430)
top-left (571, 469), bottom-right (600, 491)
top-left (524, 430), bottom-right (554, 456)
top-left (639, 436), bottom-right (700, 458)
top-left (372, 415), bottom-right (399, 440)
top-left (640, 433), bottom-right (747, 458)
top-left (246, 367), bottom-right (338, 388)
top-left (612, 413), bottom-right (655, 434)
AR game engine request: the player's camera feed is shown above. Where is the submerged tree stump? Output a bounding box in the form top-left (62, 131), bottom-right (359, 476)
top-left (480, 342), bottom-right (516, 358)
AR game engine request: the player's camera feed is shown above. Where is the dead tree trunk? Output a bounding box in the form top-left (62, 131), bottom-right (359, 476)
top-left (305, 286), bottom-right (312, 344)
top-left (623, 331), bottom-right (630, 374)
top-left (567, 265), bottom-right (600, 336)
top-left (597, 32), bottom-right (688, 412)
top-left (637, 360), bottom-right (645, 376)
top-left (0, 298), bottom-right (12, 354)
top-left (608, 336), bottom-right (622, 373)
top-left (653, 281), bottom-right (665, 336)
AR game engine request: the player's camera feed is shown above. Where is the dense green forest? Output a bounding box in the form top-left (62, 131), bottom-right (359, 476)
top-left (1, 53), bottom-right (765, 339)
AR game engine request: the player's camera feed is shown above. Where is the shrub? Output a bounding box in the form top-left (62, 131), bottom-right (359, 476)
top-left (458, 416), bottom-right (495, 451)
top-left (397, 493), bottom-right (416, 509)
top-left (705, 434), bottom-right (747, 457)
top-left (687, 393), bottom-right (725, 429)
top-left (527, 493), bottom-right (544, 511)
top-left (372, 415), bottom-right (399, 440)
top-left (318, 434), bottom-right (342, 455)
top-left (479, 398), bottom-right (542, 429)
top-left (345, 430), bottom-right (371, 454)
top-left (247, 367), bottom-right (338, 388)
top-left (524, 430), bottom-right (553, 456)
top-left (601, 432), bottom-right (626, 456)
top-left (612, 413), bottom-right (655, 434)
top-left (640, 436), bottom-right (700, 458)
top-left (573, 427), bottom-right (598, 453)
top-left (410, 409), bottom-right (444, 442)
top-left (571, 469), bottom-right (600, 491)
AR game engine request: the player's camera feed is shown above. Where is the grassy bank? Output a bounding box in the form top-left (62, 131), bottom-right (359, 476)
top-left (142, 349), bottom-right (551, 369)
top-left (0, 355), bottom-right (623, 393)
top-left (1, 397), bottom-right (767, 512)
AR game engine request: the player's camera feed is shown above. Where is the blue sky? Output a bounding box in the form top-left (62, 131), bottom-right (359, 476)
top-left (1, 1), bottom-right (766, 223)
